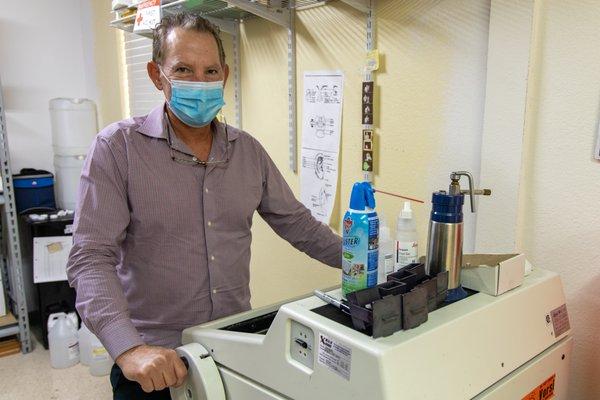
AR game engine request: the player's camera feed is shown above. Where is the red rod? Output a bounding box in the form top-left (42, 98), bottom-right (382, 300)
top-left (373, 188), bottom-right (425, 204)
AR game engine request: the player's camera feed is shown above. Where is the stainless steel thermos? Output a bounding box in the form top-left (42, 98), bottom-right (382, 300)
top-left (425, 171), bottom-right (491, 302)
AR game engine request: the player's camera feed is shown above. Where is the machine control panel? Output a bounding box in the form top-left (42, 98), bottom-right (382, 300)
top-left (290, 320), bottom-right (315, 369)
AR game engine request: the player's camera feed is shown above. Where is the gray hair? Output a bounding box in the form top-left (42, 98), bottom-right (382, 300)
top-left (152, 13), bottom-right (226, 66)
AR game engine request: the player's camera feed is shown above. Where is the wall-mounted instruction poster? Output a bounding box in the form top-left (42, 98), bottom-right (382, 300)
top-left (300, 71), bottom-right (344, 224)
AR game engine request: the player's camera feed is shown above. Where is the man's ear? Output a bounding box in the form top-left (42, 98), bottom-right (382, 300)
top-left (147, 61), bottom-right (163, 90)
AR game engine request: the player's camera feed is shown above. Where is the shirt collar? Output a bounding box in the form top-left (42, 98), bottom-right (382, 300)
top-left (136, 104), bottom-right (166, 139)
top-left (164, 110), bottom-right (232, 164)
top-left (136, 103), bottom-right (240, 142)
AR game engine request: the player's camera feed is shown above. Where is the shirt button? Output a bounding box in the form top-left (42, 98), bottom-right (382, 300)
top-left (207, 221), bottom-right (212, 227)
top-left (212, 289), bottom-right (217, 294)
top-left (205, 188), bottom-right (209, 193)
top-left (211, 255), bottom-right (215, 261)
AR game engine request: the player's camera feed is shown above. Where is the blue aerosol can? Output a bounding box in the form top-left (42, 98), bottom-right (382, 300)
top-left (342, 182), bottom-right (379, 298)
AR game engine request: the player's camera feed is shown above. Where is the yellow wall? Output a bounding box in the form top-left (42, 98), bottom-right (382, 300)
top-left (90, 0), bottom-right (126, 127)
top-left (239, 4), bottom-right (364, 306)
top-left (239, 0), bottom-right (491, 307)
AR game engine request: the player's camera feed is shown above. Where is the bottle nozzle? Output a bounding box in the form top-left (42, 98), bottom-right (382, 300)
top-left (401, 201), bottom-right (413, 219)
top-left (349, 181), bottom-right (377, 211)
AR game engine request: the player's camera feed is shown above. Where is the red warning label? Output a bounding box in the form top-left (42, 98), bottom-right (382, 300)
top-left (522, 374), bottom-right (555, 400)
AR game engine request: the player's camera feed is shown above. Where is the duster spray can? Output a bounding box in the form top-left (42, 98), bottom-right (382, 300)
top-left (342, 182), bottom-right (379, 298)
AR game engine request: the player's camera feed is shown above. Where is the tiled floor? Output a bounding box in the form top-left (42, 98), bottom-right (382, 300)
top-left (0, 337), bottom-right (112, 400)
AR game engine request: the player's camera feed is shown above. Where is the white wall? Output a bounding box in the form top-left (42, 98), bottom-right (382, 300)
top-left (373, 0), bottom-right (491, 254)
top-left (0, 0), bottom-right (97, 173)
top-left (475, 0), bottom-right (535, 253)
top-left (517, 1), bottom-right (600, 398)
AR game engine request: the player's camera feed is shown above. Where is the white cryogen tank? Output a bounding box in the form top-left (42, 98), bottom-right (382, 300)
top-left (53, 154), bottom-right (86, 211)
top-left (49, 98), bottom-right (97, 156)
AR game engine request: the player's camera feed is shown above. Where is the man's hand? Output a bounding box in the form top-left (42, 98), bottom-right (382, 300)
top-left (116, 345), bottom-right (188, 393)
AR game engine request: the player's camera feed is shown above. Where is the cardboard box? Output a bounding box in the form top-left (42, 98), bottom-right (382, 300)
top-left (461, 254), bottom-right (525, 296)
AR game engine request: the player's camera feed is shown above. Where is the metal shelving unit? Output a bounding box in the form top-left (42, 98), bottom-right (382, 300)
top-left (0, 76), bottom-right (31, 353)
top-left (110, 0), bottom-right (371, 172)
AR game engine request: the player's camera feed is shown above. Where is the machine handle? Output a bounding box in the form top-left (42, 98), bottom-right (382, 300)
top-left (180, 357), bottom-right (189, 370)
top-left (171, 343), bottom-right (226, 400)
top-left (451, 171), bottom-right (475, 212)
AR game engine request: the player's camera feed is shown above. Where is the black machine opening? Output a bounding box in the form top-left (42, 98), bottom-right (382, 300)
top-left (220, 311), bottom-right (278, 335)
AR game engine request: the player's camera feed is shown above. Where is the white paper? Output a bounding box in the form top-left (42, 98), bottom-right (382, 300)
top-left (33, 236), bottom-right (73, 283)
top-left (300, 71), bottom-right (344, 223)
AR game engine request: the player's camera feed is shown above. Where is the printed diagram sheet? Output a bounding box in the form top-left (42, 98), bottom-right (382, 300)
top-left (33, 236), bottom-right (73, 283)
top-left (301, 71), bottom-right (344, 224)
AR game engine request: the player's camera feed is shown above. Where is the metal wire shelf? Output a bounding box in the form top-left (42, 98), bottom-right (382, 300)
top-left (109, 0), bottom-right (367, 34)
top-left (0, 76), bottom-right (31, 353)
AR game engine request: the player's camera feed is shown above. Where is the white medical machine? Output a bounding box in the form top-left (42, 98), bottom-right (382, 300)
top-left (171, 268), bottom-right (572, 400)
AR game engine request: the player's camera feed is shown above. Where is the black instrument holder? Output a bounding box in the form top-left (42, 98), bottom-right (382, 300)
top-left (344, 263), bottom-right (450, 338)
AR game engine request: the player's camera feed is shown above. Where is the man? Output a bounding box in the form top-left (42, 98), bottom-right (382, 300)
top-left (67, 12), bottom-right (341, 400)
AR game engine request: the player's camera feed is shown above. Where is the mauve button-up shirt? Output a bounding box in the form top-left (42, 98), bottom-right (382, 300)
top-left (66, 104), bottom-right (341, 361)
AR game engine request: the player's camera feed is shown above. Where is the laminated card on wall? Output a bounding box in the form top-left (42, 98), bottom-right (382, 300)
top-left (133, 0), bottom-right (161, 33)
top-left (300, 71), bottom-right (344, 224)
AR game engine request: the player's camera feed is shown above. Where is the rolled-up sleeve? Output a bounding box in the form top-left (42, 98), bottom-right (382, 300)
top-left (256, 144), bottom-right (341, 268)
top-left (66, 134), bottom-right (144, 361)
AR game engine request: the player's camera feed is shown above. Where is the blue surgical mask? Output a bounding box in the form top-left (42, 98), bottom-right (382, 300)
top-left (161, 69), bottom-right (225, 128)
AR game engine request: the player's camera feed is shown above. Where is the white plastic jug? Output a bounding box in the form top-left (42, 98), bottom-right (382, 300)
top-left (78, 322), bottom-right (93, 366)
top-left (53, 154), bottom-right (86, 210)
top-left (89, 334), bottom-right (113, 376)
top-left (48, 312), bottom-right (79, 369)
top-left (47, 312), bottom-right (78, 332)
top-left (49, 98), bottom-right (97, 156)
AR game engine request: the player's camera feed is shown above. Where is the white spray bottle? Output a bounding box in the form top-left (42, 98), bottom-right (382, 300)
top-left (395, 202), bottom-right (418, 271)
